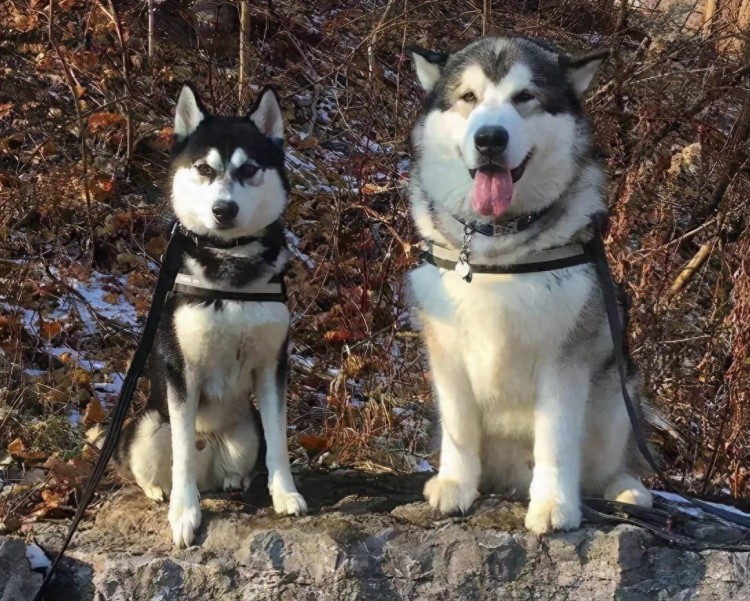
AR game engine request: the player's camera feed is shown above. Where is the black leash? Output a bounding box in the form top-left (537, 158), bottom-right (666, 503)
top-left (32, 225), bottom-right (189, 600)
top-left (586, 213), bottom-right (750, 540)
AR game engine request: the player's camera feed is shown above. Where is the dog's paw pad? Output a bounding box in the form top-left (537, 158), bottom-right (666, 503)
top-left (423, 476), bottom-right (478, 515)
top-left (168, 487), bottom-right (202, 548)
top-left (272, 491), bottom-right (307, 516)
top-left (524, 497), bottom-right (581, 535)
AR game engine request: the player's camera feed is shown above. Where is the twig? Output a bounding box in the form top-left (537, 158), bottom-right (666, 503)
top-left (367, 0), bottom-right (398, 81)
top-left (96, 0), bottom-right (132, 166)
top-left (669, 241), bottom-right (714, 297)
top-left (47, 0), bottom-right (95, 251)
top-left (306, 84), bottom-right (321, 137)
top-left (239, 0), bottom-right (249, 104)
top-left (148, 0), bottom-right (155, 61)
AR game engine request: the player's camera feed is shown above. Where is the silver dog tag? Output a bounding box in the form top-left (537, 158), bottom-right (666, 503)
top-left (455, 259), bottom-right (472, 282)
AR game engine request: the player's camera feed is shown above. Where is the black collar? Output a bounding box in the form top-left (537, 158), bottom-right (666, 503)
top-left (175, 222), bottom-right (261, 250)
top-left (451, 203), bottom-right (553, 237)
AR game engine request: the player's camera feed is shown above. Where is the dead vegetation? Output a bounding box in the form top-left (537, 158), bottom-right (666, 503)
top-left (0, 0), bottom-right (749, 532)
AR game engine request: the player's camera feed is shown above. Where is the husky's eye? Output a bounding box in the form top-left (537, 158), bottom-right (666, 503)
top-left (513, 91), bottom-right (535, 104)
top-left (196, 163), bottom-right (215, 178)
top-left (236, 163), bottom-right (259, 180)
top-left (461, 91), bottom-right (477, 103)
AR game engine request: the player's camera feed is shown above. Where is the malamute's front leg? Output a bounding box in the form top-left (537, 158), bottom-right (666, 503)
top-left (424, 361), bottom-right (481, 514)
top-left (167, 378), bottom-right (202, 548)
top-left (254, 363), bottom-right (307, 516)
top-left (525, 363), bottom-right (588, 534)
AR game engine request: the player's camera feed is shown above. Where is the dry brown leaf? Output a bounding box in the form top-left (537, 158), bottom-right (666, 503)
top-left (144, 235), bottom-right (167, 258)
top-left (44, 454), bottom-right (93, 487)
top-left (83, 398), bottom-right (106, 426)
top-left (7, 438), bottom-right (26, 457)
top-left (298, 435), bottom-right (332, 457)
top-left (39, 319), bottom-right (63, 340)
top-left (102, 291), bottom-right (119, 305)
top-left (323, 329), bottom-right (354, 343)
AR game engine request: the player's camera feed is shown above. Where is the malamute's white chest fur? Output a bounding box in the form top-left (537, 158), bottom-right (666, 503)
top-left (410, 262), bottom-right (593, 433)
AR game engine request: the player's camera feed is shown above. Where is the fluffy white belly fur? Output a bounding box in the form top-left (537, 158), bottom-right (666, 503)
top-left (174, 300), bottom-right (289, 430)
top-left (410, 263), bottom-right (591, 431)
top-left (410, 262), bottom-right (651, 533)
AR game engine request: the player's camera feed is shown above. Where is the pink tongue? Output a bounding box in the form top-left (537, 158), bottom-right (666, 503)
top-left (472, 168), bottom-right (514, 217)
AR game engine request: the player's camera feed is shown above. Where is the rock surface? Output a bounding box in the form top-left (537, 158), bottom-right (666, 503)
top-left (7, 469), bottom-right (750, 600)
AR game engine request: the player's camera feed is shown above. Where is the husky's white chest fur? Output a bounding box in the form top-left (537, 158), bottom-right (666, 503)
top-left (174, 300), bottom-right (289, 408)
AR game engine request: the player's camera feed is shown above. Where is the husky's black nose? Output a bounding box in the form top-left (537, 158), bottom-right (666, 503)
top-left (474, 126), bottom-right (509, 157)
top-left (212, 200), bottom-right (239, 226)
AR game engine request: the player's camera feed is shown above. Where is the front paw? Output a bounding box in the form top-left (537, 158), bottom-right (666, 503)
top-left (168, 485), bottom-right (202, 548)
top-left (423, 476), bottom-right (479, 514)
top-left (271, 485), bottom-right (307, 516)
top-left (524, 496), bottom-right (581, 535)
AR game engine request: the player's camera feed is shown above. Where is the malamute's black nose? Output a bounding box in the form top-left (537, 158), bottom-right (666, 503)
top-left (212, 200), bottom-right (239, 225)
top-left (474, 126), bottom-right (509, 157)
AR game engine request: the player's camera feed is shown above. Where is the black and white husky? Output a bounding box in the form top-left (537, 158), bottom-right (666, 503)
top-left (406, 36), bottom-right (652, 534)
top-left (115, 84), bottom-right (306, 547)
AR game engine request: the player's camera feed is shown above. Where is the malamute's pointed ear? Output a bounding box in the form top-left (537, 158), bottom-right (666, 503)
top-left (406, 45), bottom-right (450, 92)
top-left (560, 50), bottom-right (610, 97)
top-left (248, 86), bottom-right (284, 144)
top-left (174, 83), bottom-right (208, 142)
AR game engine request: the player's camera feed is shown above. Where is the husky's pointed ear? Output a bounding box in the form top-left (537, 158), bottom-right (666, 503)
top-left (248, 86), bottom-right (284, 143)
top-left (174, 83), bottom-right (208, 142)
top-left (406, 45), bottom-right (449, 92)
top-left (560, 50), bottom-right (610, 97)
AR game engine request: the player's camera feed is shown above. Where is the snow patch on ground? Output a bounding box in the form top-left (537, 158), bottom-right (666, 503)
top-left (652, 490), bottom-right (750, 520)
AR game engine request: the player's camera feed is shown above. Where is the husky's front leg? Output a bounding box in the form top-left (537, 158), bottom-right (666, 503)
top-left (424, 359), bottom-right (481, 514)
top-left (525, 363), bottom-right (588, 534)
top-left (167, 378), bottom-right (201, 548)
top-left (254, 362), bottom-right (307, 516)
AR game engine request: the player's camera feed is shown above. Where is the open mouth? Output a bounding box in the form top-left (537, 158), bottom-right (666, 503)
top-left (468, 150), bottom-right (534, 218)
top-left (469, 150), bottom-right (533, 183)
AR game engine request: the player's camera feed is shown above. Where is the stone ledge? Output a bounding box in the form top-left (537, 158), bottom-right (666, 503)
top-left (8, 469), bottom-right (750, 600)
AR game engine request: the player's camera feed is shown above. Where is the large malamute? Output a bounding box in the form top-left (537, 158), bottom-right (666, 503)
top-left (406, 36), bottom-right (652, 534)
top-left (115, 84), bottom-right (306, 547)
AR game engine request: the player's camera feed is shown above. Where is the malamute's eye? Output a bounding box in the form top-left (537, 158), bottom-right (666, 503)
top-left (235, 163), bottom-right (259, 180)
top-left (513, 91), bottom-right (535, 104)
top-left (461, 91), bottom-right (477, 103)
top-left (196, 163), bottom-right (215, 178)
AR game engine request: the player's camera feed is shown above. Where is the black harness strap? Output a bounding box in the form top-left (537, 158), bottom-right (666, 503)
top-left (32, 225), bottom-right (189, 601)
top-left (423, 247), bottom-right (593, 274)
top-left (171, 285), bottom-right (286, 303)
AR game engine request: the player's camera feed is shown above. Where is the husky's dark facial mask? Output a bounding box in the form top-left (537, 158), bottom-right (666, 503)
top-left (170, 84), bottom-right (289, 238)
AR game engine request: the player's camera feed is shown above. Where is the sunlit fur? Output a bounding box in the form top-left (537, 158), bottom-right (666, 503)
top-left (117, 85), bottom-right (306, 549)
top-left (407, 36), bottom-right (652, 535)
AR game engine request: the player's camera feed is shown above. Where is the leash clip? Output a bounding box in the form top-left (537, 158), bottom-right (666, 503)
top-left (456, 225), bottom-right (473, 282)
